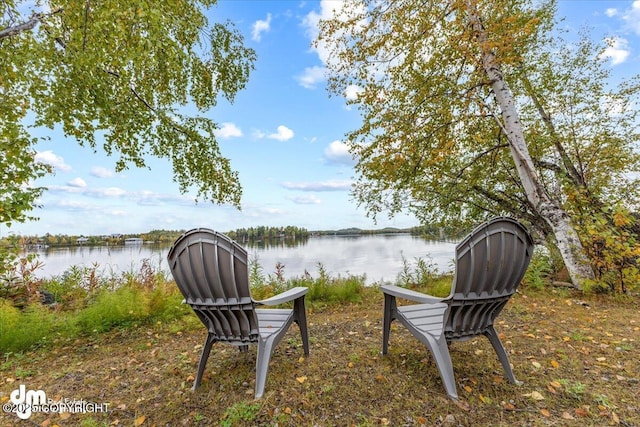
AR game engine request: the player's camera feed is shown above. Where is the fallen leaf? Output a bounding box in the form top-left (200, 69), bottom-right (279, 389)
top-left (575, 407), bottom-right (588, 418)
top-left (612, 411), bottom-right (620, 424)
top-left (296, 376), bottom-right (307, 384)
top-left (524, 391), bottom-right (545, 401)
top-left (540, 409), bottom-right (551, 417)
top-left (298, 357), bottom-right (305, 363)
top-left (134, 415), bottom-right (146, 426)
top-left (41, 419), bottom-right (51, 427)
top-left (532, 361), bottom-right (542, 369)
top-left (59, 413), bottom-right (71, 421)
top-left (596, 357), bottom-right (606, 362)
top-left (417, 416), bottom-right (427, 424)
top-left (284, 407), bottom-right (292, 414)
top-left (550, 360), bottom-right (560, 368)
top-left (464, 385), bottom-right (473, 393)
top-left (561, 412), bottom-right (575, 420)
top-left (549, 380), bottom-right (562, 389)
top-left (503, 402), bottom-right (515, 411)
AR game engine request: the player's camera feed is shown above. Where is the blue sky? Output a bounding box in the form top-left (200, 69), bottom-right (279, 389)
top-left (10, 1), bottom-right (640, 237)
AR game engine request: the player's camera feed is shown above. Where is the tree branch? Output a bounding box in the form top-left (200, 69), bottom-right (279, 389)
top-left (0, 8), bottom-right (63, 40)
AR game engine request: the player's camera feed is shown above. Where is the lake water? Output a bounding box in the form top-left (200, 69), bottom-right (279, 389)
top-left (26, 234), bottom-right (458, 284)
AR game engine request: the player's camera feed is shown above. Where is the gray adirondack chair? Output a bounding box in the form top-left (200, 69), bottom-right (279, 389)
top-left (381, 217), bottom-right (533, 399)
top-left (167, 228), bottom-right (309, 399)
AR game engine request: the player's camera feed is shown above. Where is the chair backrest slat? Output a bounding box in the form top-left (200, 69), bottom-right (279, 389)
top-left (168, 228), bottom-right (259, 344)
top-left (445, 217), bottom-right (533, 339)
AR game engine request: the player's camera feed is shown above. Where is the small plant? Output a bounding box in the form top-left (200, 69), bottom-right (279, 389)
top-left (0, 256), bottom-right (45, 308)
top-left (558, 379), bottom-right (587, 400)
top-left (396, 253), bottom-right (438, 287)
top-left (220, 402), bottom-right (261, 427)
top-left (522, 248), bottom-right (553, 290)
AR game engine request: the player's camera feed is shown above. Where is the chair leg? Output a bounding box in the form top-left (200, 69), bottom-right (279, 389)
top-left (255, 337), bottom-right (276, 399)
top-left (424, 334), bottom-right (459, 400)
top-left (294, 297), bottom-right (310, 356)
top-left (193, 334), bottom-right (215, 390)
top-left (382, 294), bottom-right (396, 355)
top-left (485, 326), bottom-right (522, 385)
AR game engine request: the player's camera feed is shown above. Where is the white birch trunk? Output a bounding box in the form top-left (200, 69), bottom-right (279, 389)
top-left (465, 1), bottom-right (595, 288)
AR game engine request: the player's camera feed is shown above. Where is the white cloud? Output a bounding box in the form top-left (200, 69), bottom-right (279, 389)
top-left (35, 150), bottom-right (71, 172)
top-left (601, 37), bottom-right (630, 65)
top-left (324, 140), bottom-right (355, 165)
top-left (90, 166), bottom-right (114, 178)
top-left (281, 179), bottom-right (352, 191)
top-left (252, 13), bottom-right (272, 41)
top-left (289, 194), bottom-right (322, 205)
top-left (99, 187), bottom-right (127, 197)
top-left (67, 177), bottom-right (87, 188)
top-left (621, 1), bottom-right (640, 35)
top-left (268, 125), bottom-right (294, 141)
top-left (296, 65), bottom-right (327, 89)
top-left (214, 122), bottom-right (243, 139)
top-left (344, 84), bottom-right (364, 101)
top-left (605, 8), bottom-right (618, 18)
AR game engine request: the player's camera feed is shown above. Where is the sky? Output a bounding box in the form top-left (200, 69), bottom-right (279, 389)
top-left (7, 0), bottom-right (640, 237)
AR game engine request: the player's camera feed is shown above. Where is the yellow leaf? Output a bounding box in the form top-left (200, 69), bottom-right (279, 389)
top-left (549, 381), bottom-right (562, 389)
top-left (524, 391), bottom-right (545, 401)
top-left (284, 407), bottom-right (292, 414)
top-left (464, 385), bottom-right (473, 393)
top-left (612, 411), bottom-right (620, 424)
top-left (298, 357), bottom-right (305, 363)
top-left (134, 415), bottom-right (146, 426)
top-left (550, 360), bottom-right (560, 368)
top-left (540, 409), bottom-right (551, 417)
top-left (296, 376), bottom-right (307, 384)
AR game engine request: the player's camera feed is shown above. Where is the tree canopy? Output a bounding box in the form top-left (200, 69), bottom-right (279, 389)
top-left (1, 0), bottom-right (256, 233)
top-left (317, 0), bottom-right (640, 290)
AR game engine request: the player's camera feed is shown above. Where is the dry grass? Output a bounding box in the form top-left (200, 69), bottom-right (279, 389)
top-left (1, 288), bottom-right (638, 426)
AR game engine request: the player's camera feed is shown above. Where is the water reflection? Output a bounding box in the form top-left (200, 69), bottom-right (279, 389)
top-left (27, 234), bottom-right (457, 284)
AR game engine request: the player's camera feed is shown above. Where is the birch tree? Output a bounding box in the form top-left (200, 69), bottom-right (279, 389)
top-left (1, 0), bottom-right (255, 275)
top-left (1, 0), bottom-right (255, 227)
top-left (318, 0), bottom-right (640, 289)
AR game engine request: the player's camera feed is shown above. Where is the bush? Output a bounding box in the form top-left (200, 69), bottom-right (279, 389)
top-left (0, 300), bottom-right (58, 352)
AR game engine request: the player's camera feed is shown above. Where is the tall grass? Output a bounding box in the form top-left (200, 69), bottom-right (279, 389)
top-left (0, 254), bottom-right (500, 354)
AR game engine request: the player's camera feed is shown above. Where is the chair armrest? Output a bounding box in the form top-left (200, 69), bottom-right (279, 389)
top-left (255, 287), bottom-right (309, 306)
top-left (380, 284), bottom-right (445, 304)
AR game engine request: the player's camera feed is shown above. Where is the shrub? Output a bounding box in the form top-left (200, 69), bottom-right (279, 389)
top-left (0, 300), bottom-right (58, 352)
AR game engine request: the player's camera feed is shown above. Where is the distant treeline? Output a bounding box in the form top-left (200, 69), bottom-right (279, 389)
top-left (7, 224), bottom-right (461, 249)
